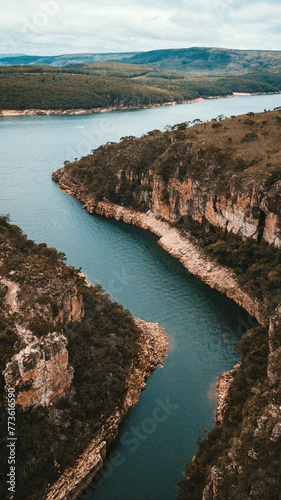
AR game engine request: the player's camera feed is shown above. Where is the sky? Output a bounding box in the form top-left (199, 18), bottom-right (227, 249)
top-left (1, 0), bottom-right (281, 56)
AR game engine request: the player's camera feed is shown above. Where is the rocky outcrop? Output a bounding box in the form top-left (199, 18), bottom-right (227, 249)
top-left (52, 156), bottom-right (281, 248)
top-left (2, 275), bottom-right (84, 409)
top-left (4, 332), bottom-right (74, 408)
top-left (44, 318), bottom-right (168, 500)
top-left (148, 175), bottom-right (281, 247)
top-left (52, 168), bottom-right (265, 324)
top-left (0, 278), bottom-right (20, 312)
top-left (215, 363), bottom-right (240, 424)
top-left (55, 288), bottom-right (85, 325)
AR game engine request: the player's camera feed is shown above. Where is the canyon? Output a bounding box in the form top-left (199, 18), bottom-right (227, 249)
top-left (52, 110), bottom-right (281, 498)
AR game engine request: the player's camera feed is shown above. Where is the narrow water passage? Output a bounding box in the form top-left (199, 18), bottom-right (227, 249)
top-left (0, 94), bottom-right (277, 499)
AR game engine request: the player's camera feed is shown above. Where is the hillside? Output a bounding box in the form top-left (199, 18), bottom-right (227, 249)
top-left (2, 47), bottom-right (281, 75)
top-left (0, 216), bottom-right (167, 499)
top-left (121, 47), bottom-right (281, 75)
top-left (53, 110), bottom-right (281, 499)
top-left (0, 62), bottom-right (280, 112)
top-left (0, 52), bottom-right (137, 67)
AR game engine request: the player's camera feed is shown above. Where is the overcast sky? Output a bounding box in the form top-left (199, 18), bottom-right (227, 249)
top-left (1, 0), bottom-right (280, 56)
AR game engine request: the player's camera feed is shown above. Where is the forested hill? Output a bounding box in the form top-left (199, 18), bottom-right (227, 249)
top-left (1, 47), bottom-right (281, 75)
top-left (0, 62), bottom-right (281, 112)
top-left (120, 47), bottom-right (281, 74)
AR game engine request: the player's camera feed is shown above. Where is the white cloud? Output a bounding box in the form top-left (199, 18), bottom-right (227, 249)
top-left (0, 0), bottom-right (280, 55)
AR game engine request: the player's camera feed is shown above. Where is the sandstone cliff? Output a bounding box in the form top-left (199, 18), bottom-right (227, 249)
top-left (1, 272), bottom-right (84, 409)
top-left (52, 168), bottom-right (264, 324)
top-left (54, 110), bottom-right (281, 249)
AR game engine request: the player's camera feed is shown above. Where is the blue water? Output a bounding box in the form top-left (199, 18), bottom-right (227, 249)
top-left (0, 94), bottom-right (279, 500)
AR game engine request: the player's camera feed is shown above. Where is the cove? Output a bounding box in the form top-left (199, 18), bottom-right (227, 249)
top-left (0, 94), bottom-right (279, 500)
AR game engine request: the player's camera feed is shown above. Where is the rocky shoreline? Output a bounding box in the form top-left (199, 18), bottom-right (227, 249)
top-left (44, 318), bottom-right (168, 500)
top-left (0, 98), bottom-right (203, 117)
top-left (52, 168), bottom-right (265, 325)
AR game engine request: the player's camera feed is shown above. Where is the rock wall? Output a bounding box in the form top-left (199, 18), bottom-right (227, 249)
top-left (140, 173), bottom-right (281, 247)
top-left (2, 278), bottom-right (84, 409)
top-left (55, 163), bottom-right (281, 247)
top-left (4, 332), bottom-right (74, 408)
top-left (52, 168), bottom-right (265, 324)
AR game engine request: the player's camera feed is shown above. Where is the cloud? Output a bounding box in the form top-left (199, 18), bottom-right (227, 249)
top-left (1, 0), bottom-right (280, 55)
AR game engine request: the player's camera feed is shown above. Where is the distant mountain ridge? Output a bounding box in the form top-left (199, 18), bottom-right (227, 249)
top-left (0, 53), bottom-right (27, 59)
top-left (0, 52), bottom-right (138, 67)
top-left (2, 47), bottom-right (281, 74)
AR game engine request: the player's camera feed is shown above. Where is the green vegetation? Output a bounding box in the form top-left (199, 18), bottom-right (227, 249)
top-left (0, 215), bottom-right (141, 499)
top-left (0, 62), bottom-right (280, 111)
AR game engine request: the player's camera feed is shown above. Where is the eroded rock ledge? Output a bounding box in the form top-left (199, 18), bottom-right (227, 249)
top-left (52, 168), bottom-right (264, 325)
top-left (44, 318), bottom-right (168, 500)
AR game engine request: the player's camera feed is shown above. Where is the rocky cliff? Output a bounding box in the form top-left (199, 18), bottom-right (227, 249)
top-left (54, 110), bottom-right (281, 248)
top-left (148, 175), bottom-right (281, 247)
top-left (52, 168), bottom-right (265, 324)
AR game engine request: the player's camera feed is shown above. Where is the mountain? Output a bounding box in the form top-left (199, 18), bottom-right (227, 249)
top-left (0, 52), bottom-right (137, 67)
top-left (1, 47), bottom-right (281, 75)
top-left (0, 53), bottom-right (27, 59)
top-left (120, 47), bottom-right (281, 74)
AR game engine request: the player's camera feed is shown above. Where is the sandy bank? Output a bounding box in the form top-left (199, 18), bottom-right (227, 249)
top-left (2, 91), bottom-right (280, 118)
top-left (0, 98), bottom-right (203, 118)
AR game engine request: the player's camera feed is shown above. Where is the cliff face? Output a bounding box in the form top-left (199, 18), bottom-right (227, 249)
top-left (52, 168), bottom-right (264, 324)
top-left (54, 110), bottom-right (281, 250)
top-left (52, 166), bottom-right (281, 251)
top-left (4, 332), bottom-right (74, 408)
top-left (147, 174), bottom-right (281, 247)
top-left (1, 274), bottom-right (84, 409)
